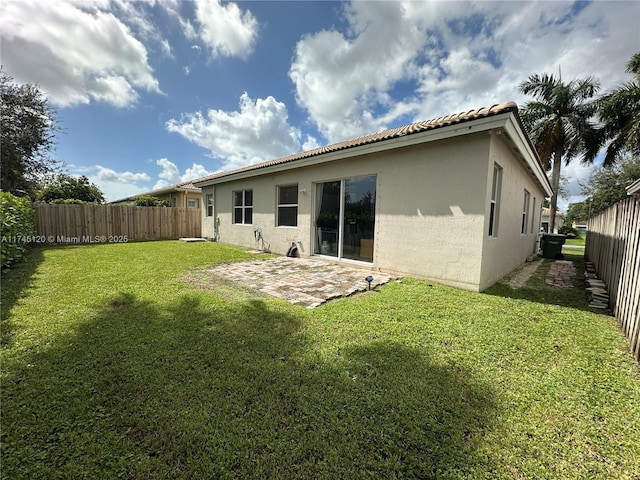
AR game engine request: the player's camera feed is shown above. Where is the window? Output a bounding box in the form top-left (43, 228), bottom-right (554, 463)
top-left (277, 185), bottom-right (298, 227)
top-left (233, 190), bottom-right (253, 224)
top-left (531, 197), bottom-right (537, 233)
top-left (488, 164), bottom-right (502, 237)
top-left (188, 198), bottom-right (199, 208)
top-left (205, 194), bottom-right (213, 217)
top-left (521, 189), bottom-right (530, 234)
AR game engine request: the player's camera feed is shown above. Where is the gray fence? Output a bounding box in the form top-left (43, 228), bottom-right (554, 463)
top-left (585, 196), bottom-right (640, 361)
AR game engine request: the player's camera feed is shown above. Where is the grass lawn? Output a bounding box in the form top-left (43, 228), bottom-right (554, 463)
top-left (564, 236), bottom-right (586, 247)
top-left (2, 242), bottom-right (639, 479)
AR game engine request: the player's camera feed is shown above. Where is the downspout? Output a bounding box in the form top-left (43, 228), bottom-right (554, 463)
top-left (213, 185), bottom-right (219, 241)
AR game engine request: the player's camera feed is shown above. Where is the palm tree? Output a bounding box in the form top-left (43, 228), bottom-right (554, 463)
top-left (519, 74), bottom-right (600, 233)
top-left (597, 52), bottom-right (640, 165)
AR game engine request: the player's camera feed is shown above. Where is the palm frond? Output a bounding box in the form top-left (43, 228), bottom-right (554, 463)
top-left (626, 51), bottom-right (640, 78)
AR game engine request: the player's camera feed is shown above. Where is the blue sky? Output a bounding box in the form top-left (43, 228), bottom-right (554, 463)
top-left (2, 0), bottom-right (639, 208)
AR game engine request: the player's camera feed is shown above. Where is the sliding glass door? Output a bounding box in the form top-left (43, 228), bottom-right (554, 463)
top-left (314, 176), bottom-right (376, 262)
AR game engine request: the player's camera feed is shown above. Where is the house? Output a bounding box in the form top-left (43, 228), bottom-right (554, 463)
top-left (193, 101), bottom-right (552, 292)
top-left (541, 207), bottom-right (564, 233)
top-left (112, 181), bottom-right (201, 208)
top-left (626, 178), bottom-right (640, 196)
top-left (571, 219), bottom-right (588, 236)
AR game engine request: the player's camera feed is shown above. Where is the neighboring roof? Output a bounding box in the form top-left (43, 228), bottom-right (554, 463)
top-left (110, 180), bottom-right (200, 204)
top-left (541, 207), bottom-right (564, 218)
top-left (192, 101), bottom-right (551, 196)
top-left (626, 178), bottom-right (640, 196)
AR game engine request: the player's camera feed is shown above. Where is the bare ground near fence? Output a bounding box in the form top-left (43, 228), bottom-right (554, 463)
top-left (586, 196), bottom-right (640, 361)
top-left (35, 204), bottom-right (201, 242)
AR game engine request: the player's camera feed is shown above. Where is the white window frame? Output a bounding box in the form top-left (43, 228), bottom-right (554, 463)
top-left (233, 190), bottom-right (253, 225)
top-left (205, 194), bottom-right (213, 217)
top-left (188, 198), bottom-right (199, 209)
top-left (277, 184), bottom-right (298, 227)
top-left (521, 189), bottom-right (530, 234)
top-left (488, 164), bottom-right (502, 237)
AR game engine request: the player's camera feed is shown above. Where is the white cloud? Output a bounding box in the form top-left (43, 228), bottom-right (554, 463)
top-left (67, 165), bottom-right (151, 202)
top-left (69, 162), bottom-right (212, 202)
top-left (1, 0), bottom-right (161, 107)
top-left (95, 165), bottom-right (151, 183)
top-left (290, 1), bottom-right (425, 142)
top-left (159, 39), bottom-right (173, 58)
top-left (192, 0), bottom-right (258, 59)
top-left (302, 135), bottom-right (320, 152)
top-left (153, 158), bottom-right (212, 189)
top-left (290, 0), bottom-right (640, 145)
top-left (166, 93), bottom-right (304, 171)
top-left (155, 158), bottom-right (182, 187)
top-left (183, 163), bottom-right (211, 181)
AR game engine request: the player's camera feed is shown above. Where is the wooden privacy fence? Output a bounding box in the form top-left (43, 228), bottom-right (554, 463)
top-left (35, 204), bottom-right (201, 242)
top-left (585, 196), bottom-right (640, 361)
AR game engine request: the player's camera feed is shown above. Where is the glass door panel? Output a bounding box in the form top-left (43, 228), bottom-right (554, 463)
top-left (314, 181), bottom-right (340, 257)
top-left (342, 176), bottom-right (376, 262)
top-left (314, 177), bottom-right (376, 262)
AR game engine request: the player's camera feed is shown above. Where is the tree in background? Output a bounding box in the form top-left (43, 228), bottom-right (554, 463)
top-left (1, 69), bottom-right (60, 197)
top-left (130, 195), bottom-right (170, 207)
top-left (580, 156), bottom-right (640, 215)
top-left (597, 52), bottom-right (640, 164)
top-left (38, 174), bottom-right (105, 204)
top-left (564, 201), bottom-right (590, 227)
top-left (519, 74), bottom-right (600, 234)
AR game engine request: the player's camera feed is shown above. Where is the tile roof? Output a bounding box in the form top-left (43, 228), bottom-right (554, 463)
top-left (109, 180), bottom-right (200, 204)
top-left (176, 181), bottom-right (199, 191)
top-left (193, 101), bottom-right (520, 185)
top-left (542, 207), bottom-right (564, 217)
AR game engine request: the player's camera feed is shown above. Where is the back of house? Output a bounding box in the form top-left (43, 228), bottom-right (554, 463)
top-left (194, 102), bottom-right (552, 292)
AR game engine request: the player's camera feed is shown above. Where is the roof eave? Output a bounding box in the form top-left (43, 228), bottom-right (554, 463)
top-left (194, 112), bottom-right (524, 187)
top-left (502, 114), bottom-right (553, 197)
top-left (109, 185), bottom-right (200, 204)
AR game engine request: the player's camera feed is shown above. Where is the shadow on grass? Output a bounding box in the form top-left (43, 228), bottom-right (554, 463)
top-left (484, 253), bottom-right (604, 313)
top-left (1, 246), bottom-right (46, 346)
top-left (2, 290), bottom-right (497, 479)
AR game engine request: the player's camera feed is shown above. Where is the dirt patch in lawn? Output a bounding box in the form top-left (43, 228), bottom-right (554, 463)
top-left (506, 259), bottom-right (544, 289)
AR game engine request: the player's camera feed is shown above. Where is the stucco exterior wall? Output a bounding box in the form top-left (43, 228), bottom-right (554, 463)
top-left (206, 133), bottom-right (501, 290)
top-left (196, 107), bottom-right (552, 292)
top-left (373, 135), bottom-right (489, 290)
top-left (155, 190), bottom-right (201, 208)
top-left (478, 133), bottom-right (546, 290)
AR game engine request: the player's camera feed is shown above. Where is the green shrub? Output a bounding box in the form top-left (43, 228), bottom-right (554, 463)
top-left (49, 198), bottom-right (92, 204)
top-left (558, 225), bottom-right (578, 238)
top-left (131, 195), bottom-right (170, 207)
top-left (1, 192), bottom-right (35, 268)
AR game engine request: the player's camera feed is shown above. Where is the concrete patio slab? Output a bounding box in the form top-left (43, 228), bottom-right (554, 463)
top-left (201, 257), bottom-right (395, 308)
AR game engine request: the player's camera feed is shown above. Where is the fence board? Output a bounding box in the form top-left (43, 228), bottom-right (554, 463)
top-left (586, 196), bottom-right (640, 361)
top-left (35, 204), bottom-right (201, 243)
